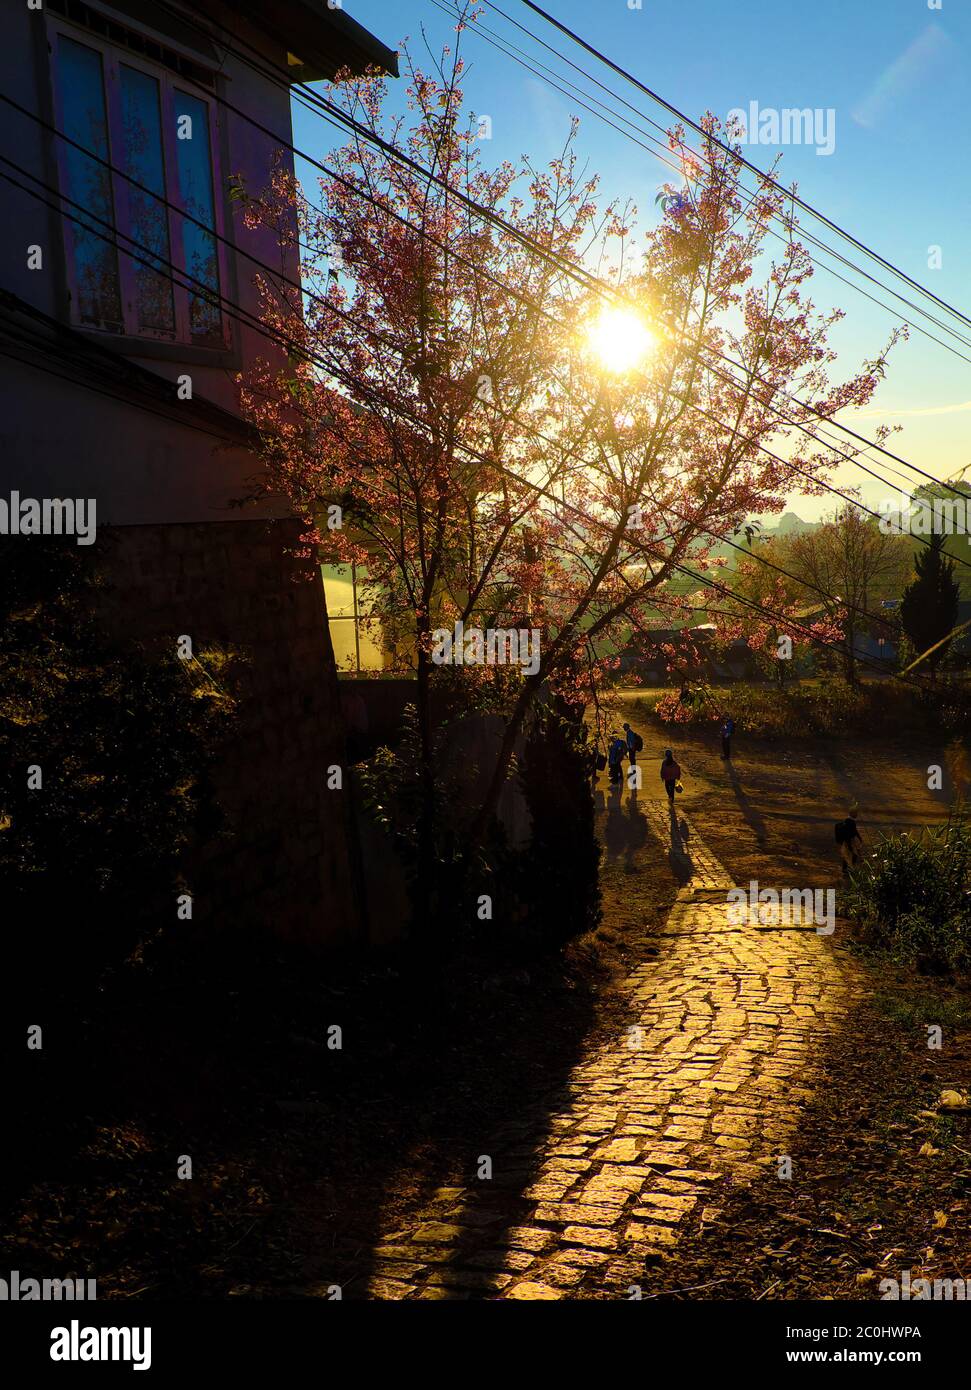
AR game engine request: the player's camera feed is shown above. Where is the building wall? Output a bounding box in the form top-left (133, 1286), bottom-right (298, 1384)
top-left (99, 518), bottom-right (363, 946)
top-left (1, 0), bottom-right (299, 523)
top-left (0, 1), bottom-right (388, 948)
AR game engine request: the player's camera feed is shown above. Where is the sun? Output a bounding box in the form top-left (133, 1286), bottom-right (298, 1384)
top-left (584, 305), bottom-right (655, 375)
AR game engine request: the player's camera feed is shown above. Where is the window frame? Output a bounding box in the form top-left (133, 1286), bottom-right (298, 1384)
top-left (47, 15), bottom-right (231, 350)
top-left (323, 562), bottom-right (389, 676)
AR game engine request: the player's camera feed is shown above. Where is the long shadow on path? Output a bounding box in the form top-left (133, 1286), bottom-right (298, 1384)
top-left (726, 759), bottom-right (769, 846)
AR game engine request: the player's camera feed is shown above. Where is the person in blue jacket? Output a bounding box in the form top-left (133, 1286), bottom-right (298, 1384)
top-left (607, 733), bottom-right (626, 785)
top-left (720, 713), bottom-right (735, 760)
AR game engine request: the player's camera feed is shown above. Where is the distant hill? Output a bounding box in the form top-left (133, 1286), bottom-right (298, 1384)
top-left (769, 511), bottom-right (818, 537)
top-left (663, 512), bottom-right (818, 592)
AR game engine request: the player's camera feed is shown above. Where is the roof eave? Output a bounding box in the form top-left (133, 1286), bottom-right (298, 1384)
top-left (266, 1), bottom-right (398, 82)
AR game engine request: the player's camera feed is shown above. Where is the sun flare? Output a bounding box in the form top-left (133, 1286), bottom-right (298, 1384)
top-left (584, 305), bottom-right (655, 375)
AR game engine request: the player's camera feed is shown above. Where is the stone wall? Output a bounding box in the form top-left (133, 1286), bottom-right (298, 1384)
top-left (98, 517), bottom-right (363, 948)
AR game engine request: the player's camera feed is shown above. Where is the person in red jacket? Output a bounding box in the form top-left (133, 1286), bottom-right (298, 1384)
top-left (660, 748), bottom-right (681, 803)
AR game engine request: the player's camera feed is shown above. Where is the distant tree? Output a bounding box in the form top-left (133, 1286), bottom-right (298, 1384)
top-left (899, 531), bottom-right (960, 677)
top-left (910, 478), bottom-right (971, 525)
top-left (716, 536), bottom-right (838, 686)
top-left (909, 480), bottom-right (971, 596)
top-left (787, 508), bottom-right (911, 682)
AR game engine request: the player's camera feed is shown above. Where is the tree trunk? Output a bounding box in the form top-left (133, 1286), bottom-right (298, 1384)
top-left (466, 680), bottom-right (536, 857)
top-left (413, 643), bottom-right (436, 936)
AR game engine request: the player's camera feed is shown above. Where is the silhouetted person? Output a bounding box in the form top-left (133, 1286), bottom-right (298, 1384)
top-left (660, 747), bottom-right (681, 805)
top-left (622, 721), bottom-right (642, 767)
top-left (835, 814), bottom-right (863, 876)
top-left (608, 733), bottom-right (626, 785)
top-left (720, 713), bottom-right (735, 759)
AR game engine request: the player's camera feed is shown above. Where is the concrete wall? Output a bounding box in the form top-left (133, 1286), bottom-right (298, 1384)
top-left (0, 0), bottom-right (300, 523)
top-left (99, 518), bottom-right (363, 947)
top-left (0, 1), bottom-right (391, 948)
top-left (339, 678), bottom-right (453, 754)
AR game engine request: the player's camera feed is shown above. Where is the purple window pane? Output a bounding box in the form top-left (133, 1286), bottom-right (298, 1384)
top-left (120, 64), bottom-right (175, 333)
top-left (173, 92), bottom-right (222, 343)
top-left (58, 36), bottom-right (123, 331)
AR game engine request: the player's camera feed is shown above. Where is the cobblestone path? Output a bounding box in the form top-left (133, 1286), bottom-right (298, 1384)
top-left (364, 802), bottom-right (861, 1299)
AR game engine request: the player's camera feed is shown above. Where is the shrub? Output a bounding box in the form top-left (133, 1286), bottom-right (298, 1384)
top-left (356, 702), bottom-right (473, 871)
top-left (653, 676), bottom-right (968, 741)
top-left (508, 701), bottom-right (602, 951)
top-left (358, 698), bottom-right (603, 956)
top-left (843, 817), bottom-right (971, 974)
top-left (0, 538), bottom-right (234, 1000)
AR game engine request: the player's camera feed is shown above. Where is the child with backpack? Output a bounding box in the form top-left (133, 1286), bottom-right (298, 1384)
top-left (623, 721), bottom-right (643, 767)
top-left (607, 734), bottom-right (627, 785)
top-left (660, 748), bottom-right (682, 803)
top-left (835, 814), bottom-right (863, 875)
top-left (720, 713), bottom-right (735, 759)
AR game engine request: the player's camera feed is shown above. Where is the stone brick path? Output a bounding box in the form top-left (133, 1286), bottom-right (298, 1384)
top-left (363, 804), bottom-right (859, 1299)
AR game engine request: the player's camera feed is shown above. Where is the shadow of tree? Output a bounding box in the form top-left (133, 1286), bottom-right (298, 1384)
top-left (0, 925), bottom-right (611, 1302)
top-left (726, 760), bottom-right (769, 846)
top-left (292, 956), bottom-right (610, 1301)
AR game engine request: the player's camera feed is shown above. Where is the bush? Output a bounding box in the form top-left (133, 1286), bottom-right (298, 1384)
top-left (507, 701), bottom-right (602, 951)
top-left (0, 538), bottom-right (234, 1000)
top-left (358, 697), bottom-right (603, 956)
top-left (356, 700), bottom-right (479, 858)
top-left (654, 676), bottom-right (970, 741)
top-left (843, 817), bottom-right (971, 974)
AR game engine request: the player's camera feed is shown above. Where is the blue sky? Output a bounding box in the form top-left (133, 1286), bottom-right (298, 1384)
top-left (294, 0), bottom-right (971, 520)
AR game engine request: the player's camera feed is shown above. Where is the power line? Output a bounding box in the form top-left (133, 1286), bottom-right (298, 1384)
top-left (139, 0), bottom-right (971, 517)
top-left (5, 29), bottom-right (960, 667)
top-left (199, 0), bottom-right (971, 524)
top-left (430, 0), bottom-right (971, 366)
top-left (518, 0), bottom-right (971, 338)
top-left (0, 291), bottom-right (254, 449)
top-left (4, 97), bottom-right (960, 622)
top-left (0, 105), bottom-right (955, 642)
top-left (425, 2), bottom-right (971, 510)
top-left (0, 340), bottom-right (240, 449)
top-left (3, 159), bottom-right (944, 691)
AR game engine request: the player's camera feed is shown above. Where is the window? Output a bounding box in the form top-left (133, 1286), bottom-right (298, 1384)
top-left (49, 20), bottom-right (228, 346)
top-left (323, 565), bottom-right (388, 675)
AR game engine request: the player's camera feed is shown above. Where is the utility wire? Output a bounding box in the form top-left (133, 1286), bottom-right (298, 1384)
top-left (134, 0), bottom-right (971, 514)
top-left (431, 0), bottom-right (971, 365)
top-left (0, 144), bottom-right (940, 633)
top-left (2, 121), bottom-right (960, 645)
top-left (425, 1), bottom-right (971, 514)
top-left (3, 161), bottom-right (945, 692)
top-left (519, 0), bottom-right (971, 336)
top-left (5, 33), bottom-right (962, 672)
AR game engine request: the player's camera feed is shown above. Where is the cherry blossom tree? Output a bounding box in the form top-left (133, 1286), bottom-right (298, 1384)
top-left (236, 15), bottom-right (901, 910)
top-left (711, 535), bottom-right (844, 688)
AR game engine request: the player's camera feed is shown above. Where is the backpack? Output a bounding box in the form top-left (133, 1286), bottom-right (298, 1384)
top-left (834, 819), bottom-right (850, 845)
top-left (632, 731), bottom-right (643, 752)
